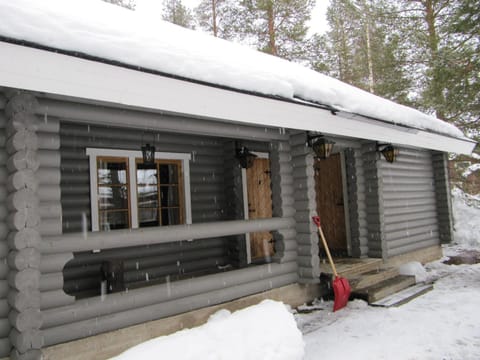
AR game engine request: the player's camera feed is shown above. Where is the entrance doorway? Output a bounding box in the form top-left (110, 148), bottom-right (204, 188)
top-left (243, 156), bottom-right (274, 263)
top-left (314, 153), bottom-right (348, 256)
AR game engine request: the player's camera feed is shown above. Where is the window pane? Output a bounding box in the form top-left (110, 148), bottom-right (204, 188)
top-left (99, 210), bottom-right (129, 230)
top-left (161, 208), bottom-right (180, 225)
top-left (98, 160), bottom-right (127, 185)
top-left (159, 164), bottom-right (178, 184)
top-left (99, 185), bottom-right (129, 210)
top-left (138, 208), bottom-right (159, 227)
top-left (137, 164), bottom-right (157, 185)
top-left (160, 186), bottom-right (179, 207)
top-left (138, 185), bottom-right (159, 208)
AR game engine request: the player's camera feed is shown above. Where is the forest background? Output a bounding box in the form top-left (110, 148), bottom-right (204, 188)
top-left (104, 0), bottom-right (480, 195)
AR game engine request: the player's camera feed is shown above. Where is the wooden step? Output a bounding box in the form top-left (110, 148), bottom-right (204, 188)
top-left (370, 283), bottom-right (434, 307)
top-left (348, 267), bottom-right (399, 291)
top-left (352, 275), bottom-right (416, 303)
top-left (319, 258), bottom-right (383, 278)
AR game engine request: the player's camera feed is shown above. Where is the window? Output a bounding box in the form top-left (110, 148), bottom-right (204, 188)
top-left (87, 148), bottom-right (191, 232)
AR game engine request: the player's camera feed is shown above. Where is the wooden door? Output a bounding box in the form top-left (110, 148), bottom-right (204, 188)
top-left (246, 158), bottom-right (274, 261)
top-left (314, 153), bottom-right (347, 255)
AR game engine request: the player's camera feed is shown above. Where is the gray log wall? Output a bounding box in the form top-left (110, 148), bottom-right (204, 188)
top-left (381, 147), bottom-right (439, 257)
top-left (59, 122), bottom-right (244, 296)
top-left (4, 92), bottom-right (45, 359)
top-left (0, 91), bottom-right (11, 357)
top-left (290, 131), bottom-right (320, 283)
top-left (344, 147), bottom-right (369, 257)
top-left (28, 95), bottom-right (298, 349)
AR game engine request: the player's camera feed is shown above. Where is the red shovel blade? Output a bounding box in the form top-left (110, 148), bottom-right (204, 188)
top-left (332, 276), bottom-right (351, 312)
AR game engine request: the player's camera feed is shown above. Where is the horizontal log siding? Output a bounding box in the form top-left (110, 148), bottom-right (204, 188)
top-left (362, 142), bottom-right (385, 259)
top-left (344, 148), bottom-right (368, 257)
top-left (0, 92), bottom-right (10, 357)
top-left (381, 148), bottom-right (439, 257)
top-left (59, 122), bottom-right (236, 296)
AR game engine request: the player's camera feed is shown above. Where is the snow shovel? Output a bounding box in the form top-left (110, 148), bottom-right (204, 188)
top-left (312, 216), bottom-right (351, 311)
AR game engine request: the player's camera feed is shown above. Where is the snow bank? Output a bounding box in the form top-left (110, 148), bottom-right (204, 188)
top-left (111, 300), bottom-right (304, 360)
top-left (452, 188), bottom-right (480, 248)
top-left (0, 0), bottom-right (464, 139)
top-left (398, 261), bottom-right (428, 283)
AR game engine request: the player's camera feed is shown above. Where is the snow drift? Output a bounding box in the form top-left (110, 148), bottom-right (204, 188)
top-left (111, 300), bottom-right (305, 360)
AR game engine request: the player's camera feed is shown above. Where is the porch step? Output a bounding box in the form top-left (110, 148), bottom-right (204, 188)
top-left (348, 267), bottom-right (399, 291)
top-left (319, 258), bottom-right (383, 278)
top-left (352, 275), bottom-right (417, 304)
top-left (370, 283), bottom-right (434, 307)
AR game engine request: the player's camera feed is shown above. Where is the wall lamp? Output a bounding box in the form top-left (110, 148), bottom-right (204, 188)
top-left (141, 143), bottom-right (156, 165)
top-left (377, 143), bottom-right (399, 163)
top-left (235, 144), bottom-right (257, 169)
top-left (307, 132), bottom-right (335, 159)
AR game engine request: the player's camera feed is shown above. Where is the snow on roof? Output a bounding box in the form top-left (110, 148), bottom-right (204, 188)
top-left (0, 0), bottom-right (465, 139)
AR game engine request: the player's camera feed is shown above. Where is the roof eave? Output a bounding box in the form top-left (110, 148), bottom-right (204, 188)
top-left (0, 41), bottom-right (475, 155)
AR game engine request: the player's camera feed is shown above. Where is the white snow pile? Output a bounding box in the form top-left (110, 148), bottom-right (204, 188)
top-left (111, 300), bottom-right (304, 360)
top-left (0, 0), bottom-right (464, 139)
top-left (452, 188), bottom-right (480, 248)
top-left (398, 261), bottom-right (428, 283)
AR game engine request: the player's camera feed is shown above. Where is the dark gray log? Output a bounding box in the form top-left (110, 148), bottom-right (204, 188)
top-left (42, 272), bottom-right (297, 346)
top-left (0, 299), bottom-right (8, 318)
top-left (7, 169), bottom-right (38, 192)
top-left (0, 318), bottom-right (10, 337)
top-left (6, 151), bottom-right (39, 173)
top-left (41, 217), bottom-right (295, 253)
top-left (0, 281), bottom-right (8, 297)
top-left (8, 249), bottom-right (41, 271)
top-left (8, 289), bottom-right (41, 312)
top-left (8, 269), bottom-right (40, 292)
top-left (6, 130), bottom-right (38, 153)
top-left (10, 348), bottom-right (42, 360)
top-left (7, 189), bottom-right (39, 211)
top-left (9, 329), bottom-right (43, 353)
top-left (42, 261), bottom-right (296, 328)
top-left (0, 337), bottom-right (10, 358)
top-left (8, 229), bottom-right (41, 251)
top-left (9, 309), bottom-right (42, 332)
top-left (7, 210), bottom-right (40, 231)
top-left (0, 263), bottom-right (8, 280)
top-left (40, 290), bottom-right (75, 310)
top-left (37, 99), bottom-right (288, 141)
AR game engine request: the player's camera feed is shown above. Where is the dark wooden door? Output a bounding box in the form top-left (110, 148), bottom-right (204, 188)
top-left (314, 153), bottom-right (347, 255)
top-left (246, 158), bottom-right (274, 260)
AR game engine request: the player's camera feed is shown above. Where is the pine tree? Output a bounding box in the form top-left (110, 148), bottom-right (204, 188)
top-left (215, 0), bottom-right (316, 60)
top-left (101, 0), bottom-right (136, 10)
top-left (313, 0), bottom-right (411, 104)
top-left (162, 0), bottom-right (196, 29)
top-left (195, 0), bottom-right (237, 39)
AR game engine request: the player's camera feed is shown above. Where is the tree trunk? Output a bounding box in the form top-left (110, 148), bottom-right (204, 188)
top-left (212, 0), bottom-right (218, 37)
top-left (266, 1), bottom-right (277, 55)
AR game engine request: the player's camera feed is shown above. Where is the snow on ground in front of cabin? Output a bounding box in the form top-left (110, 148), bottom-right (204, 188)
top-left (0, 0), bottom-right (464, 138)
top-left (113, 191), bottom-right (480, 359)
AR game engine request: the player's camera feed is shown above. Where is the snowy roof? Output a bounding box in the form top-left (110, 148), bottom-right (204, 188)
top-left (0, 0), bottom-right (474, 148)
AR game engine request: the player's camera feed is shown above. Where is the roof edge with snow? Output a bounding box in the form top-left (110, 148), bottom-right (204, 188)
top-left (0, 41), bottom-right (475, 154)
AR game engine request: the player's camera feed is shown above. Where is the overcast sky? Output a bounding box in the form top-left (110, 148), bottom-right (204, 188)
top-left (136, 0), bottom-right (329, 35)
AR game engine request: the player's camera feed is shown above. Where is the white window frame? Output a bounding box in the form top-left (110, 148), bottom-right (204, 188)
top-left (86, 148), bottom-right (192, 232)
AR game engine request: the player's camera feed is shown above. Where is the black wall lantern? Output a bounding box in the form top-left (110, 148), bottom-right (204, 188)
top-left (235, 145), bottom-right (257, 169)
top-left (377, 143), bottom-right (399, 163)
top-left (307, 132), bottom-right (335, 159)
top-left (141, 143), bottom-right (156, 165)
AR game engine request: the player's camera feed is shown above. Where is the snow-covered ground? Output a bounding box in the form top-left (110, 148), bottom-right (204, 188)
top-left (113, 190), bottom-right (480, 359)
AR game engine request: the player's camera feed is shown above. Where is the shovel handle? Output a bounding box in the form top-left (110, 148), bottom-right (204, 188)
top-left (312, 216), bottom-right (339, 278)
